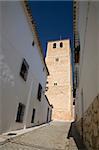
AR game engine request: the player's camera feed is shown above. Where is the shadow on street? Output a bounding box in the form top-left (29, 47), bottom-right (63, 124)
top-left (67, 121), bottom-right (87, 150)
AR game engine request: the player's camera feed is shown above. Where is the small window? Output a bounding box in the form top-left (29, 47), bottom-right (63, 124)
top-left (37, 83), bottom-right (42, 101)
top-left (60, 42), bottom-right (63, 48)
top-left (46, 81), bottom-right (49, 84)
top-left (45, 86), bottom-right (49, 91)
top-left (32, 40), bottom-right (35, 46)
top-left (73, 99), bottom-right (75, 105)
top-left (31, 108), bottom-right (36, 123)
top-left (53, 43), bottom-right (56, 48)
top-left (55, 58), bottom-right (59, 62)
top-left (20, 58), bottom-right (29, 81)
top-left (43, 67), bottom-right (45, 71)
top-left (54, 83), bottom-right (57, 86)
top-left (16, 103), bottom-right (25, 123)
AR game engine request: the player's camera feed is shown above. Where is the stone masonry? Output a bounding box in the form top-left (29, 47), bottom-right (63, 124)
top-left (76, 95), bottom-right (99, 150)
top-left (45, 39), bottom-right (73, 121)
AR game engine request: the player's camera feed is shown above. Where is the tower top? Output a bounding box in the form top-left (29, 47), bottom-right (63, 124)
top-left (46, 39), bottom-right (71, 58)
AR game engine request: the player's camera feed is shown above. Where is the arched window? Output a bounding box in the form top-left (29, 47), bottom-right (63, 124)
top-left (53, 43), bottom-right (56, 48)
top-left (54, 82), bottom-right (57, 86)
top-left (60, 42), bottom-right (63, 48)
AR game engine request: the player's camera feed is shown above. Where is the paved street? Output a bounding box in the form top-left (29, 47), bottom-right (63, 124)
top-left (0, 121), bottom-right (86, 150)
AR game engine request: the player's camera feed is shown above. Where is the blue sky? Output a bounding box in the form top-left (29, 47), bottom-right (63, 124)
top-left (28, 1), bottom-right (73, 57)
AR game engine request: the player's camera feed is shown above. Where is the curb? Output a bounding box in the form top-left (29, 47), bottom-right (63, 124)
top-left (0, 122), bottom-right (50, 145)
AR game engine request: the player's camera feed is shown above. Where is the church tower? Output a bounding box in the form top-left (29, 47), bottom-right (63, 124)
top-left (46, 39), bottom-right (73, 121)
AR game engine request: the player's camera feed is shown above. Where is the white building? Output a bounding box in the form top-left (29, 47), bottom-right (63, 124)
top-left (0, 1), bottom-right (52, 134)
top-left (74, 1), bottom-right (99, 149)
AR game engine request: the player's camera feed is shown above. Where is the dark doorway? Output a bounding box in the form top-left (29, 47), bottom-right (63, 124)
top-left (31, 108), bottom-right (36, 123)
top-left (50, 110), bottom-right (52, 121)
top-left (47, 108), bottom-right (49, 122)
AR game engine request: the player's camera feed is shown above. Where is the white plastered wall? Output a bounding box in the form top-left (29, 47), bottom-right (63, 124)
top-left (0, 1), bottom-right (49, 133)
top-left (76, 2), bottom-right (99, 120)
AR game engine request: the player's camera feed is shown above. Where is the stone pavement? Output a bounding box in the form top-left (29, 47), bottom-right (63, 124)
top-left (0, 121), bottom-right (86, 150)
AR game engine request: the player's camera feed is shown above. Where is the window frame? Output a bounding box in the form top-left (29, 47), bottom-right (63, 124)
top-left (16, 103), bottom-right (25, 123)
top-left (20, 58), bottom-right (29, 81)
top-left (37, 83), bottom-right (42, 101)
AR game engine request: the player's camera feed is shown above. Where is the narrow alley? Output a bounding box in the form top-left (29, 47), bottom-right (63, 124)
top-left (0, 121), bottom-right (86, 150)
top-left (1, 1), bottom-right (99, 150)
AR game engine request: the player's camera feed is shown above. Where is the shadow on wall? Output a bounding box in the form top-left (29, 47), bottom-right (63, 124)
top-left (67, 121), bottom-right (87, 150)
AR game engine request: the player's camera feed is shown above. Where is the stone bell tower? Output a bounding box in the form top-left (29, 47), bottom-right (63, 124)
top-left (45, 39), bottom-right (73, 121)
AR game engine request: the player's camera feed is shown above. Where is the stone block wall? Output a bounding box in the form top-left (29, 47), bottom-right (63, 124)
top-left (46, 40), bottom-right (73, 121)
top-left (52, 108), bottom-right (72, 121)
top-left (76, 95), bottom-right (99, 150)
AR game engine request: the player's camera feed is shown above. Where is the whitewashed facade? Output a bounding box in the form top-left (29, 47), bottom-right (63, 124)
top-left (74, 2), bottom-right (99, 149)
top-left (0, 1), bottom-right (52, 134)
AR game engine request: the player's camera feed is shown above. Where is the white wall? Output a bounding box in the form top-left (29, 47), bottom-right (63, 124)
top-left (96, 4), bottom-right (99, 92)
top-left (0, 1), bottom-right (50, 133)
top-left (76, 2), bottom-right (99, 120)
top-left (25, 82), bottom-right (52, 127)
top-left (0, 2), bottom-right (2, 132)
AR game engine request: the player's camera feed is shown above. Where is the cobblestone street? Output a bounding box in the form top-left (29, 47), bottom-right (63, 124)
top-left (0, 121), bottom-right (86, 150)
